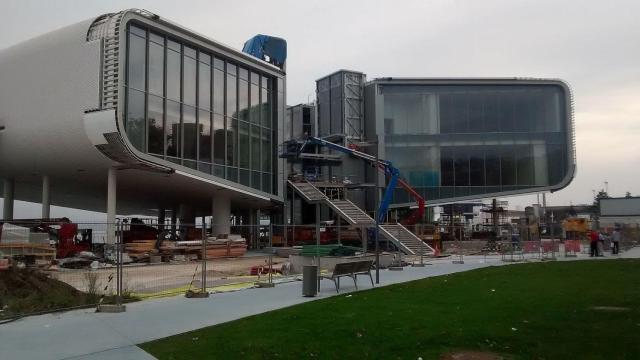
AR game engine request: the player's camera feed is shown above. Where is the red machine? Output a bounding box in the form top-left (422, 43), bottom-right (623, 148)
top-left (0, 219), bottom-right (91, 258)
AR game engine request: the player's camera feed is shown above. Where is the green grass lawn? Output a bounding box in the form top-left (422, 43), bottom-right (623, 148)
top-left (141, 259), bottom-right (640, 360)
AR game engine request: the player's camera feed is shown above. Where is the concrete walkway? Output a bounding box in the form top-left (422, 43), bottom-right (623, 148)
top-left (1, 249), bottom-right (637, 360)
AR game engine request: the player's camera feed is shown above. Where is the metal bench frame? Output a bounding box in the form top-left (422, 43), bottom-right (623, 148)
top-left (322, 260), bottom-right (374, 293)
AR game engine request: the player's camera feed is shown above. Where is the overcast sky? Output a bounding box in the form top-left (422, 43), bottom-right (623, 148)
top-left (1, 0), bottom-right (638, 220)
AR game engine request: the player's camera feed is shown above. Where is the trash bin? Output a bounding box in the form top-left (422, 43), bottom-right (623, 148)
top-left (302, 265), bottom-right (318, 297)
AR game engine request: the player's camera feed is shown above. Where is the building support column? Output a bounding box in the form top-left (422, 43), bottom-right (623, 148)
top-left (106, 167), bottom-right (117, 244)
top-left (42, 175), bottom-right (51, 219)
top-left (158, 208), bottom-right (166, 225)
top-left (2, 178), bottom-right (15, 220)
top-left (212, 194), bottom-right (231, 236)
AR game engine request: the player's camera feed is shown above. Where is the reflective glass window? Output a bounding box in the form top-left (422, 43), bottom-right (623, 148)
top-left (250, 82), bottom-right (259, 124)
top-left (262, 128), bottom-right (271, 173)
top-left (126, 89), bottom-right (145, 151)
top-left (127, 31), bottom-right (146, 91)
top-left (147, 95), bottom-right (164, 155)
top-left (183, 106), bottom-right (197, 160)
top-left (251, 125), bottom-right (260, 171)
top-left (166, 100), bottom-right (181, 157)
top-left (213, 114), bottom-right (225, 165)
top-left (227, 117), bottom-right (237, 166)
top-left (199, 109), bottom-right (212, 163)
top-left (227, 72), bottom-right (237, 118)
top-left (166, 44), bottom-right (181, 101)
top-left (198, 62), bottom-right (211, 110)
top-left (239, 78), bottom-right (249, 121)
top-left (261, 88), bottom-right (271, 128)
top-left (183, 51), bottom-right (197, 106)
top-left (148, 40), bottom-right (164, 96)
top-left (213, 68), bottom-right (224, 114)
top-left (239, 121), bottom-right (250, 168)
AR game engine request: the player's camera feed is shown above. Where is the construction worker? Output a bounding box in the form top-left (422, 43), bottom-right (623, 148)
top-left (589, 230), bottom-right (599, 257)
top-left (611, 228), bottom-right (621, 255)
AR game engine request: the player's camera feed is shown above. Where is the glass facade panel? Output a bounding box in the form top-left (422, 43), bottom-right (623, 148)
top-left (148, 40), bottom-right (164, 96)
top-left (166, 100), bottom-right (180, 158)
top-left (124, 23), bottom-right (278, 194)
top-left (127, 31), bottom-right (146, 91)
top-left (213, 68), bottom-right (224, 114)
top-left (147, 95), bottom-right (164, 155)
top-left (239, 78), bottom-right (249, 121)
top-left (199, 109), bottom-right (212, 164)
top-left (213, 114), bottom-right (225, 165)
top-left (126, 89), bottom-right (145, 151)
top-left (261, 88), bottom-right (271, 128)
top-left (226, 72), bottom-right (237, 118)
top-left (166, 44), bottom-right (181, 101)
top-left (183, 52), bottom-right (197, 106)
top-left (239, 121), bottom-right (249, 168)
top-left (251, 125), bottom-right (260, 171)
top-left (381, 84), bottom-right (569, 203)
top-left (198, 61), bottom-right (211, 110)
top-left (183, 106), bottom-right (197, 160)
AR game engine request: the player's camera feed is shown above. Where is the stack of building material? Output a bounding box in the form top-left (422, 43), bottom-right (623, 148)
top-left (124, 240), bottom-right (158, 259)
top-left (158, 237), bottom-right (247, 259)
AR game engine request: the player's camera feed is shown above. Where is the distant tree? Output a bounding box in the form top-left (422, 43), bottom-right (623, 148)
top-left (625, 191), bottom-right (632, 198)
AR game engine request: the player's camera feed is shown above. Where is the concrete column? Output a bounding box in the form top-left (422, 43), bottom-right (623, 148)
top-left (158, 208), bottom-right (166, 225)
top-left (212, 194), bottom-right (231, 236)
top-left (3, 178), bottom-right (15, 220)
top-left (41, 175), bottom-right (51, 219)
top-left (106, 167), bottom-right (117, 244)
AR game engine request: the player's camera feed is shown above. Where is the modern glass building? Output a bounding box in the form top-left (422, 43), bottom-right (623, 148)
top-left (0, 9), bottom-right (285, 239)
top-left (364, 78), bottom-right (575, 207)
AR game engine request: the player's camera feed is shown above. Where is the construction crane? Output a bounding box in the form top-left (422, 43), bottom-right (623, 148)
top-left (298, 136), bottom-right (425, 226)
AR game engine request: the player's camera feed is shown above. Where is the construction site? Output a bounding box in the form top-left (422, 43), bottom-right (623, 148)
top-left (1, 7), bottom-right (640, 360)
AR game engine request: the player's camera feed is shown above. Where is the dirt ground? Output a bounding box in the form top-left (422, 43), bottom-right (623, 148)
top-left (47, 254), bottom-right (288, 295)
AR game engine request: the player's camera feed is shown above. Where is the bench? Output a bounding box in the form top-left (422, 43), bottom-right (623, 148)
top-left (321, 259), bottom-right (374, 293)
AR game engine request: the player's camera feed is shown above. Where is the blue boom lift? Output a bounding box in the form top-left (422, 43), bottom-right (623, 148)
top-left (298, 136), bottom-right (425, 225)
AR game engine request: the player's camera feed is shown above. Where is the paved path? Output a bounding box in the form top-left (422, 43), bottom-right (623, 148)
top-left (1, 249), bottom-right (637, 360)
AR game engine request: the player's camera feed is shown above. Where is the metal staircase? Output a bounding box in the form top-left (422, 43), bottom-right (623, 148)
top-left (325, 199), bottom-right (375, 225)
top-left (379, 223), bottom-right (435, 256)
top-left (288, 180), bottom-right (327, 203)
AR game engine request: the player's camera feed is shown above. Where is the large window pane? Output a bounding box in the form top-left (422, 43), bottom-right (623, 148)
top-left (148, 40), bottom-right (164, 96)
top-left (469, 147), bottom-right (485, 186)
top-left (454, 149), bottom-right (469, 186)
top-left (517, 145), bottom-right (534, 185)
top-left (251, 125), bottom-right (260, 171)
top-left (148, 95), bottom-right (164, 155)
top-left (199, 62), bottom-right (211, 110)
top-left (213, 68), bottom-right (224, 114)
top-left (166, 45), bottom-right (181, 101)
top-left (500, 148), bottom-right (516, 186)
top-left (127, 32), bottom-right (146, 91)
top-left (166, 100), bottom-right (181, 158)
top-left (250, 82), bottom-right (260, 124)
top-left (199, 110), bottom-right (212, 163)
top-left (227, 117), bottom-right (237, 166)
top-left (227, 72), bottom-right (237, 118)
top-left (485, 146), bottom-right (501, 186)
top-left (183, 106), bottom-right (197, 160)
top-left (126, 89), bottom-right (145, 151)
top-left (262, 128), bottom-right (271, 172)
top-left (183, 52), bottom-right (197, 106)
top-left (239, 79), bottom-right (249, 121)
top-left (239, 121), bottom-right (249, 168)
top-left (261, 88), bottom-right (271, 128)
top-left (213, 114), bottom-right (225, 165)
top-left (440, 148), bottom-right (454, 186)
